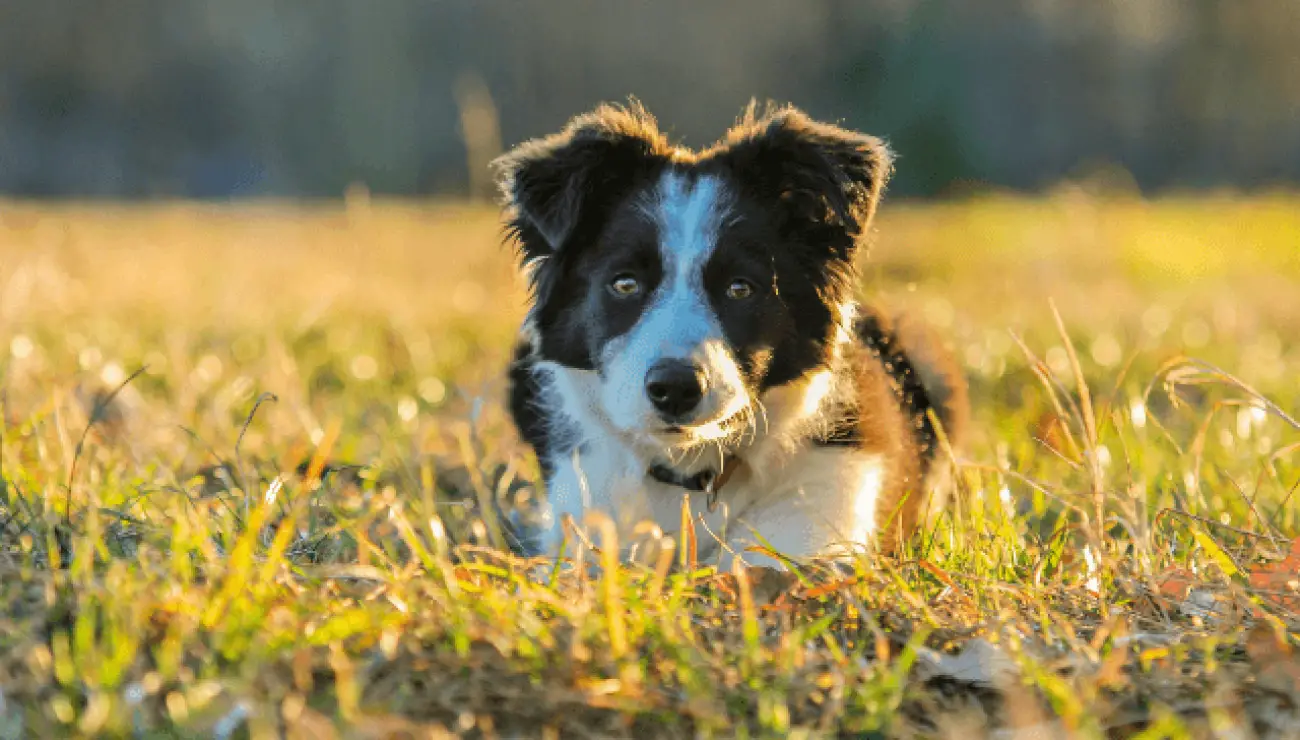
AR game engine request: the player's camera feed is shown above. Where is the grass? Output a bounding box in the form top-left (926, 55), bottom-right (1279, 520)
top-left (1, 188), bottom-right (1299, 738)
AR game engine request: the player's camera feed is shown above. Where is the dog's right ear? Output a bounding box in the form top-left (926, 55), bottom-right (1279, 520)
top-left (493, 102), bottom-right (670, 265)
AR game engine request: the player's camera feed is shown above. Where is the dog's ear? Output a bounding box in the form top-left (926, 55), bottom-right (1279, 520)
top-left (715, 105), bottom-right (893, 254)
top-left (493, 102), bottom-right (670, 265)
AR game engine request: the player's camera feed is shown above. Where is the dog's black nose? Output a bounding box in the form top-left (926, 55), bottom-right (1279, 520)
top-left (645, 360), bottom-right (706, 419)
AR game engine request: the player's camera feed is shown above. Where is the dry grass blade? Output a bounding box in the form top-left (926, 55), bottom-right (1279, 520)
top-left (1050, 300), bottom-right (1107, 549)
top-left (1168, 357), bottom-right (1300, 432)
top-left (591, 512), bottom-right (627, 660)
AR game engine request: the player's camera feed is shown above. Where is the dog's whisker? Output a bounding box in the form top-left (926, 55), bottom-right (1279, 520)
top-left (752, 397), bottom-right (771, 440)
top-left (741, 405), bottom-right (760, 448)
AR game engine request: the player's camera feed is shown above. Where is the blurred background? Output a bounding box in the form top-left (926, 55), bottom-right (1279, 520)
top-left (2, 0), bottom-right (1298, 200)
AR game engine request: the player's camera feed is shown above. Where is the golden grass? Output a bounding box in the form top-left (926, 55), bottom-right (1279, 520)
top-left (1, 192), bottom-right (1299, 738)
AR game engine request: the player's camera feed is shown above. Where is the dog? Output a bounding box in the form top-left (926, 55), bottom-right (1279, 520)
top-left (495, 102), bottom-right (967, 569)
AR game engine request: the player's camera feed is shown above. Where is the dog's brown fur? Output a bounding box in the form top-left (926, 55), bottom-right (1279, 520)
top-left (850, 307), bottom-right (969, 552)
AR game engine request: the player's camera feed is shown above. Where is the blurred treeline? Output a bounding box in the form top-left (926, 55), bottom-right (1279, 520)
top-left (1, 0), bottom-right (1297, 199)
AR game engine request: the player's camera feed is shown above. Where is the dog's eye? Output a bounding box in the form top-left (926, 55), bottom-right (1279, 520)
top-left (725, 278), bottom-right (756, 300)
top-left (608, 274), bottom-right (641, 298)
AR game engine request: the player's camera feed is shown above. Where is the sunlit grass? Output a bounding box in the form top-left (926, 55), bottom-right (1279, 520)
top-left (1, 192), bottom-right (1298, 737)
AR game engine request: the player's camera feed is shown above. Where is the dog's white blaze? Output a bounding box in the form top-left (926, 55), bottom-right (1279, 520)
top-left (600, 171), bottom-right (748, 439)
top-left (642, 172), bottom-right (726, 363)
top-left (656, 172), bottom-right (724, 268)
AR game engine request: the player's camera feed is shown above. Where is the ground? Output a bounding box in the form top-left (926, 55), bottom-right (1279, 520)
top-left (1, 188), bottom-right (1299, 738)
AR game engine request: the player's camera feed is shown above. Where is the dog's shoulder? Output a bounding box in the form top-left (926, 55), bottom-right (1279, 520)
top-left (815, 305), bottom-right (967, 464)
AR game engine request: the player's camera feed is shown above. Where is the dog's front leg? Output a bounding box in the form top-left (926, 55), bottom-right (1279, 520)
top-left (532, 454), bottom-right (592, 557)
top-left (532, 445), bottom-right (650, 559)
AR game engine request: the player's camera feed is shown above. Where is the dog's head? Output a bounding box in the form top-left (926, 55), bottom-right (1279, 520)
top-left (495, 102), bottom-right (892, 453)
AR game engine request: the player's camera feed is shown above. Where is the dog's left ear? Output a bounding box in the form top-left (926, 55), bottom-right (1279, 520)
top-left (716, 106), bottom-right (893, 252)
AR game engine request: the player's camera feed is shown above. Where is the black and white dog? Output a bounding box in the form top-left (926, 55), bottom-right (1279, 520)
top-left (496, 103), bottom-right (966, 568)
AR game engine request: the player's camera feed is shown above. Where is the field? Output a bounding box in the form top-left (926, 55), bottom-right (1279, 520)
top-left (2, 190), bottom-right (1300, 738)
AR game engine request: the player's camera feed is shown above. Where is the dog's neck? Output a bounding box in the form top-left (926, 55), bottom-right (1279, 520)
top-left (647, 455), bottom-right (742, 492)
top-left (642, 309), bottom-right (859, 487)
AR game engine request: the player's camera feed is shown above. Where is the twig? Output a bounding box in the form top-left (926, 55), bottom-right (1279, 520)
top-left (1154, 507), bottom-right (1273, 544)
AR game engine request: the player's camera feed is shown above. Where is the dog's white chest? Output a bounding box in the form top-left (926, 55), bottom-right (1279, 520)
top-left (538, 438), bottom-right (886, 567)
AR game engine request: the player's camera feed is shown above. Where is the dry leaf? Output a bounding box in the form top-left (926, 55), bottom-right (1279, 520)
top-left (799, 576), bottom-right (862, 600)
top-left (1155, 567), bottom-right (1196, 600)
top-left (1248, 536), bottom-right (1300, 614)
top-left (919, 559), bottom-right (976, 608)
top-left (1153, 567), bottom-right (1226, 622)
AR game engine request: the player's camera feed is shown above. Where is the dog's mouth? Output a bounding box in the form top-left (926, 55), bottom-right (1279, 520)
top-left (650, 425), bottom-right (690, 440)
top-left (649, 409), bottom-right (753, 444)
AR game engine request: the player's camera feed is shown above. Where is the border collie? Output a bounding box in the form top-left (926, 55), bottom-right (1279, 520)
top-left (495, 102), bottom-right (967, 568)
